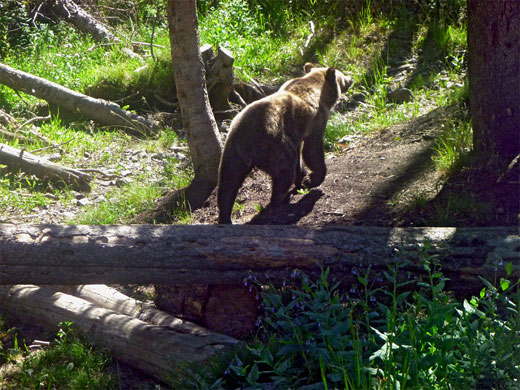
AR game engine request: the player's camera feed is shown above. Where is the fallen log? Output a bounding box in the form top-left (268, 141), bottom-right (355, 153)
top-left (0, 143), bottom-right (91, 191)
top-left (0, 63), bottom-right (158, 135)
top-left (0, 224), bottom-right (518, 295)
top-left (46, 0), bottom-right (141, 60)
top-left (55, 284), bottom-right (211, 335)
top-left (48, 0), bottom-right (116, 43)
top-left (0, 285), bottom-right (238, 383)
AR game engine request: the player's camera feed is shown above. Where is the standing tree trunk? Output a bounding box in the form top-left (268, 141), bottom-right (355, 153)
top-left (145, 0), bottom-right (222, 222)
top-left (467, 0), bottom-right (520, 162)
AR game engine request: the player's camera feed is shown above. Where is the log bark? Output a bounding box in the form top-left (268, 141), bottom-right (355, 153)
top-left (0, 142), bottom-right (91, 191)
top-left (0, 284), bottom-right (238, 383)
top-left (0, 63), bottom-right (158, 135)
top-left (55, 284), bottom-right (211, 335)
top-left (0, 224), bottom-right (517, 295)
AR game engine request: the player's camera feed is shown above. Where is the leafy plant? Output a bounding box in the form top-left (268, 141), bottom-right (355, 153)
top-left (205, 252), bottom-right (519, 389)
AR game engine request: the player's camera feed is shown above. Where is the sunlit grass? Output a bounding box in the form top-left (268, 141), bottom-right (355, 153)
top-left (0, 321), bottom-right (115, 390)
top-left (432, 119), bottom-right (472, 174)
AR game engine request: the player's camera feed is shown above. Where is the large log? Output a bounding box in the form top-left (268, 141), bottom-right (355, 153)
top-left (0, 285), bottom-right (238, 383)
top-left (46, 0), bottom-right (142, 60)
top-left (0, 224), bottom-right (518, 295)
top-left (0, 63), bottom-right (158, 135)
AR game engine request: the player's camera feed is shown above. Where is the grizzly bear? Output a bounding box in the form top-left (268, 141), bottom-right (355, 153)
top-left (217, 63), bottom-right (353, 224)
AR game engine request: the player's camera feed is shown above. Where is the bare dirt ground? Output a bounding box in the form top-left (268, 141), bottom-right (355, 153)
top-left (191, 104), bottom-right (519, 228)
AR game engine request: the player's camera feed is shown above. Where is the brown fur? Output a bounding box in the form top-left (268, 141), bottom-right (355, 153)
top-left (217, 63), bottom-right (353, 224)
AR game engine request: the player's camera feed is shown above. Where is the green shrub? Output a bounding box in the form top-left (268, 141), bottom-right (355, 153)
top-left (202, 253), bottom-right (519, 389)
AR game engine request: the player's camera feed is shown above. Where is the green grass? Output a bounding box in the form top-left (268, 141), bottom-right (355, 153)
top-left (432, 118), bottom-right (472, 174)
top-left (0, 321), bottom-right (116, 390)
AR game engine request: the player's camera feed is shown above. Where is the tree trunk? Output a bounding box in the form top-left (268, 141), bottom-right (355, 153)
top-left (467, 0), bottom-right (520, 161)
top-left (0, 142), bottom-right (91, 191)
top-left (0, 63), bottom-right (158, 135)
top-left (0, 224), bottom-right (517, 295)
top-left (154, 0), bottom-right (222, 219)
top-left (0, 284), bottom-right (238, 383)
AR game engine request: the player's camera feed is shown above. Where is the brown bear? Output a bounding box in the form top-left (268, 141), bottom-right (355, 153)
top-left (217, 63), bottom-right (353, 224)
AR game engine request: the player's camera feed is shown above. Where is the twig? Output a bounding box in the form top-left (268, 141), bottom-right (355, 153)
top-left (0, 128), bottom-right (39, 145)
top-left (153, 93), bottom-right (177, 108)
top-left (497, 153), bottom-right (520, 183)
top-left (30, 2), bottom-right (45, 26)
top-left (16, 114), bottom-right (51, 131)
top-left (131, 41), bottom-right (165, 49)
top-left (30, 139), bottom-right (72, 154)
top-left (304, 20), bottom-right (315, 48)
top-left (77, 168), bottom-right (119, 179)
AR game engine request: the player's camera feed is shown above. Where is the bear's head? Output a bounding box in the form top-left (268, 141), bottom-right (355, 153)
top-left (303, 63), bottom-right (353, 108)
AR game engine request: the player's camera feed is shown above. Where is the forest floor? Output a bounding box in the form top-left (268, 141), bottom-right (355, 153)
top-left (191, 104), bottom-right (519, 228)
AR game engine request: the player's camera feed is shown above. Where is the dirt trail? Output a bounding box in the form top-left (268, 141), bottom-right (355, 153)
top-left (191, 104), bottom-right (518, 227)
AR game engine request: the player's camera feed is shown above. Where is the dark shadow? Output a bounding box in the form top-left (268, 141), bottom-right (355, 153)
top-left (358, 7), bottom-right (420, 90)
top-left (327, 105), bottom-right (460, 226)
top-left (403, 155), bottom-right (520, 227)
top-left (248, 189), bottom-right (323, 225)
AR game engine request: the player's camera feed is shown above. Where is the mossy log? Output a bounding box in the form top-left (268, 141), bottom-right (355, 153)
top-left (0, 63), bottom-right (158, 135)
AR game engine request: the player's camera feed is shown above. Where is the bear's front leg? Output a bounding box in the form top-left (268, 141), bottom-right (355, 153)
top-left (293, 146), bottom-right (307, 191)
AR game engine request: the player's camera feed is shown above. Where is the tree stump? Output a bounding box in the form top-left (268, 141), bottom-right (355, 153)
top-left (154, 283), bottom-right (260, 339)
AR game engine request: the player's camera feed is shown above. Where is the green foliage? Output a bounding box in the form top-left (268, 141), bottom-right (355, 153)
top-left (0, 0), bottom-right (29, 58)
top-left (202, 253), bottom-right (520, 389)
top-left (432, 118), bottom-right (472, 174)
top-left (198, 0), bottom-right (297, 80)
top-left (1, 322), bottom-right (115, 390)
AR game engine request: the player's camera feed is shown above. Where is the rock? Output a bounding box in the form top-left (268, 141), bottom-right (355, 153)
top-left (77, 197), bottom-right (90, 207)
top-left (170, 145), bottom-right (186, 153)
top-left (47, 153), bottom-right (62, 162)
top-left (338, 134), bottom-right (361, 144)
top-left (94, 195), bottom-right (107, 204)
top-left (71, 191), bottom-right (84, 200)
top-left (352, 92), bottom-right (366, 102)
top-left (116, 178), bottom-right (132, 187)
top-left (387, 88), bottom-right (414, 104)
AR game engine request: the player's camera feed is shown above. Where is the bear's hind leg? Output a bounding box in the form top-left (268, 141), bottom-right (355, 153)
top-left (270, 165), bottom-right (296, 207)
top-left (293, 146), bottom-right (307, 192)
top-left (217, 159), bottom-right (251, 224)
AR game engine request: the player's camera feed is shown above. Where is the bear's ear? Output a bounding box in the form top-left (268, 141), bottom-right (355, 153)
top-left (304, 63), bottom-right (316, 73)
top-left (339, 76), bottom-right (353, 93)
top-left (325, 68), bottom-right (337, 88)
